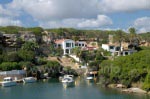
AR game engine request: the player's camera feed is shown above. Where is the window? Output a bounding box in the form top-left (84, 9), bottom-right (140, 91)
top-left (116, 47), bottom-right (120, 51)
top-left (58, 44), bottom-right (61, 48)
top-left (125, 52), bottom-right (128, 55)
top-left (66, 43), bottom-right (71, 47)
top-left (75, 44), bottom-right (78, 46)
top-left (65, 49), bottom-right (69, 54)
top-left (109, 46), bottom-right (114, 49)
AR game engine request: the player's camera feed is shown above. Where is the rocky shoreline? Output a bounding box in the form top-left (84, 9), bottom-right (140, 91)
top-left (107, 84), bottom-right (150, 95)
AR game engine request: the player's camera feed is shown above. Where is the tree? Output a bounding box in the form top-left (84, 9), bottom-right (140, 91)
top-left (3, 52), bottom-right (21, 62)
top-left (27, 27), bottom-right (43, 36)
top-left (0, 62), bottom-right (22, 71)
top-left (143, 72), bottom-right (150, 91)
top-left (18, 50), bottom-right (35, 61)
top-left (71, 47), bottom-right (81, 56)
top-left (21, 41), bottom-right (39, 52)
top-left (113, 30), bottom-right (126, 56)
top-left (129, 27), bottom-right (136, 42)
top-left (128, 27), bottom-right (141, 49)
top-left (44, 61), bottom-right (62, 77)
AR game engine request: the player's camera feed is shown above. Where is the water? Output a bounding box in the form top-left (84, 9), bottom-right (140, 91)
top-left (0, 77), bottom-right (149, 99)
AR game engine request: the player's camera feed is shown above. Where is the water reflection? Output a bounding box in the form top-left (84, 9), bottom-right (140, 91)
top-left (1, 77), bottom-right (149, 99)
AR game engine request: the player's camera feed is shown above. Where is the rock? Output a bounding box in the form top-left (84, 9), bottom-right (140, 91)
top-left (107, 84), bottom-right (116, 88)
top-left (122, 88), bottom-right (147, 94)
top-left (116, 84), bottom-right (126, 88)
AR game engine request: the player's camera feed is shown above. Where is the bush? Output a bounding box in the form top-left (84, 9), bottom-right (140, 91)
top-left (0, 62), bottom-right (22, 71)
top-left (142, 72), bottom-right (150, 91)
top-left (3, 52), bottom-right (21, 62)
top-left (99, 50), bottom-right (150, 90)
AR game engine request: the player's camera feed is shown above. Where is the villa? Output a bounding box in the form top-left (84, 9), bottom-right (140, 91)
top-left (54, 38), bottom-right (99, 55)
top-left (102, 44), bottom-right (137, 56)
top-left (54, 39), bottom-right (75, 55)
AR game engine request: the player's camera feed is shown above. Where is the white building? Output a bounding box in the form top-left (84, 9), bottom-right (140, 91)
top-left (102, 44), bottom-right (136, 56)
top-left (75, 41), bottom-right (87, 47)
top-left (55, 39), bottom-right (75, 55)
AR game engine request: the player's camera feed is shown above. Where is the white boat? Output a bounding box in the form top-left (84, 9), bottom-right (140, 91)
top-left (23, 77), bottom-right (36, 83)
top-left (62, 77), bottom-right (74, 83)
top-left (64, 75), bottom-right (74, 78)
top-left (86, 73), bottom-right (94, 80)
top-left (61, 75), bottom-right (74, 87)
top-left (86, 76), bottom-right (93, 80)
top-left (1, 77), bottom-right (17, 87)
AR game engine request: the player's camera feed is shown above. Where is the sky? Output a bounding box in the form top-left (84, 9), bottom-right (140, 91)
top-left (0, 0), bottom-right (150, 33)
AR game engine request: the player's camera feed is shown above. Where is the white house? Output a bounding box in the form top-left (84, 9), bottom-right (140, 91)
top-left (121, 49), bottom-right (137, 56)
top-left (102, 44), bottom-right (137, 56)
top-left (75, 40), bottom-right (87, 47)
top-left (55, 39), bottom-right (75, 55)
top-left (102, 44), bottom-right (122, 51)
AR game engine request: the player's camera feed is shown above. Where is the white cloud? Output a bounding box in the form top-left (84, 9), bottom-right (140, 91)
top-left (0, 0), bottom-right (150, 29)
top-left (134, 17), bottom-right (150, 33)
top-left (6, 0), bottom-right (100, 21)
top-left (77, 15), bottom-right (112, 28)
top-left (5, 0), bottom-right (150, 21)
top-left (99, 0), bottom-right (150, 13)
top-left (39, 15), bottom-right (112, 28)
top-left (0, 17), bottom-right (22, 26)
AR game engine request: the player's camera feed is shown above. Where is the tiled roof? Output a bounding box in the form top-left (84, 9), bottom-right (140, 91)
top-left (54, 39), bottom-right (73, 44)
top-left (54, 39), bottom-right (65, 44)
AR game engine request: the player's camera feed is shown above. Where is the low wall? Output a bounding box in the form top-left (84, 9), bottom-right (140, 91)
top-left (0, 70), bottom-right (26, 80)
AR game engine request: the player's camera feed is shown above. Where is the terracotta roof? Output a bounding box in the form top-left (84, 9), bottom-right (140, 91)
top-left (54, 39), bottom-right (73, 44)
top-left (81, 46), bottom-right (97, 50)
top-left (54, 39), bottom-right (65, 44)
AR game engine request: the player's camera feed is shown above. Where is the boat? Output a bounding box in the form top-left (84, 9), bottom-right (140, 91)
top-left (64, 75), bottom-right (74, 78)
top-left (0, 77), bottom-right (17, 87)
top-left (86, 76), bottom-right (93, 80)
top-left (61, 75), bottom-right (74, 87)
top-left (59, 75), bottom-right (74, 81)
top-left (23, 77), bottom-right (36, 83)
top-left (86, 74), bottom-right (94, 80)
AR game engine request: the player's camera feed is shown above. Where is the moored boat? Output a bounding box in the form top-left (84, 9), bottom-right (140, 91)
top-left (86, 76), bottom-right (93, 80)
top-left (0, 77), bottom-right (17, 87)
top-left (61, 75), bottom-right (74, 87)
top-left (86, 73), bottom-right (94, 80)
top-left (23, 77), bottom-right (36, 83)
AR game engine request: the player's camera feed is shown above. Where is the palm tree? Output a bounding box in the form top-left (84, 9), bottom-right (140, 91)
top-left (129, 27), bottom-right (137, 44)
top-left (128, 27), bottom-right (141, 48)
top-left (113, 30), bottom-right (126, 56)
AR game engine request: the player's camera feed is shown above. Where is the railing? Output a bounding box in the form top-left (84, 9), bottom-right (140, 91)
top-left (0, 70), bottom-right (26, 75)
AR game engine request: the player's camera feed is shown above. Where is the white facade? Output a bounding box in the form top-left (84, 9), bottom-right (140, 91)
top-left (102, 44), bottom-right (122, 52)
top-left (55, 39), bottom-right (75, 55)
top-left (122, 50), bottom-right (137, 56)
top-left (75, 41), bottom-right (86, 47)
top-left (102, 44), bottom-right (137, 56)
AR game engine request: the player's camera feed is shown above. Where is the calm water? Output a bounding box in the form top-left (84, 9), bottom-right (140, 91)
top-left (0, 77), bottom-right (149, 99)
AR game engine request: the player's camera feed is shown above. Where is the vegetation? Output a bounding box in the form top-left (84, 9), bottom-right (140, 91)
top-left (0, 62), bottom-right (22, 71)
top-left (99, 50), bottom-right (150, 91)
top-left (0, 26), bottom-right (150, 89)
top-left (44, 61), bottom-right (62, 78)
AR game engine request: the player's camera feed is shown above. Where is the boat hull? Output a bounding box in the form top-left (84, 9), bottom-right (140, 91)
top-left (62, 82), bottom-right (74, 87)
top-left (23, 77), bottom-right (36, 83)
top-left (1, 81), bottom-right (16, 87)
